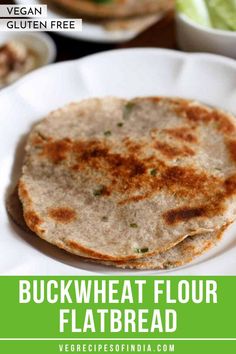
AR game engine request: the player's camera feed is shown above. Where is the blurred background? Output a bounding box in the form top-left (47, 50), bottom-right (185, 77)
top-left (1, 0), bottom-right (235, 88)
top-left (0, 0), bottom-right (176, 62)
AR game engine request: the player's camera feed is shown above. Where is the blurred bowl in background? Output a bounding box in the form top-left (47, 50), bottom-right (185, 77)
top-left (0, 32), bottom-right (57, 66)
top-left (176, 12), bottom-right (236, 59)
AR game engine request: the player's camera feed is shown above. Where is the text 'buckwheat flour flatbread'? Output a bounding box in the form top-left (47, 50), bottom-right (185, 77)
top-left (48, 0), bottom-right (174, 19)
top-left (7, 187), bottom-right (227, 270)
top-left (18, 97), bottom-right (236, 261)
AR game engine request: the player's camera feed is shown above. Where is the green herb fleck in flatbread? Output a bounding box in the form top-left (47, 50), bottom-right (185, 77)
top-left (150, 168), bottom-right (157, 176)
top-left (104, 130), bottom-right (112, 137)
top-left (135, 247), bottom-right (149, 253)
top-left (123, 101), bottom-right (135, 120)
top-left (93, 185), bottom-right (105, 196)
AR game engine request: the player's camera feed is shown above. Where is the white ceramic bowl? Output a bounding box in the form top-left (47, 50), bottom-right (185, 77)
top-left (0, 32), bottom-right (57, 66)
top-left (176, 12), bottom-right (236, 59)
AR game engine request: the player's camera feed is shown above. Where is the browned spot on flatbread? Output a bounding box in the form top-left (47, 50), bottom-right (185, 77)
top-left (63, 139), bottom-right (148, 183)
top-left (109, 154), bottom-right (146, 178)
top-left (163, 207), bottom-right (206, 225)
top-left (162, 177), bottom-right (236, 226)
top-left (161, 166), bottom-right (217, 193)
top-left (227, 139), bottom-right (236, 163)
top-left (18, 180), bottom-right (32, 206)
top-left (224, 174), bottom-right (236, 195)
top-left (164, 127), bottom-right (198, 144)
top-left (179, 105), bottom-right (211, 123)
top-left (120, 165), bottom-right (220, 204)
top-left (174, 102), bottom-right (236, 134)
top-left (154, 140), bottom-right (195, 158)
top-left (41, 138), bottom-right (72, 164)
top-left (147, 97), bottom-right (162, 104)
top-left (216, 113), bottom-right (235, 134)
top-left (48, 207), bottom-right (76, 224)
top-left (77, 142), bottom-right (109, 161)
top-left (123, 138), bottom-right (145, 154)
top-left (24, 210), bottom-right (43, 233)
top-left (18, 180), bottom-right (29, 200)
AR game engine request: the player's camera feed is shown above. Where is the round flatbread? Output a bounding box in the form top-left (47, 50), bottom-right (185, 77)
top-left (18, 97), bottom-right (236, 261)
top-left (48, 0), bottom-right (174, 19)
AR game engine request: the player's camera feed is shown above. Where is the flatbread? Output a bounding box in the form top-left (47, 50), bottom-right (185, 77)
top-left (7, 187), bottom-right (226, 270)
top-left (48, 0), bottom-right (174, 19)
top-left (18, 97), bottom-right (236, 261)
top-left (94, 229), bottom-right (226, 269)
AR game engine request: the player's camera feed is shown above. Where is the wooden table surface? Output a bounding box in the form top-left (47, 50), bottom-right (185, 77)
top-left (0, 0), bottom-right (177, 61)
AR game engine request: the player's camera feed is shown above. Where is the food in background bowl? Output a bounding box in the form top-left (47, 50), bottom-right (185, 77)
top-left (0, 33), bottom-right (56, 89)
top-left (176, 0), bottom-right (236, 58)
top-left (177, 0), bottom-right (236, 31)
top-left (49, 0), bottom-right (174, 19)
top-left (0, 40), bottom-right (39, 88)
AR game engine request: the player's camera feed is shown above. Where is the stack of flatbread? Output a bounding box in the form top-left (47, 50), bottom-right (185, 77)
top-left (7, 97), bottom-right (236, 269)
top-left (46, 0), bottom-right (174, 33)
top-left (47, 0), bottom-right (173, 19)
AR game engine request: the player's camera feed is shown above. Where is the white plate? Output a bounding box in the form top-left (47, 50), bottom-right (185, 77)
top-left (15, 0), bottom-right (162, 43)
top-left (1, 48), bottom-right (236, 275)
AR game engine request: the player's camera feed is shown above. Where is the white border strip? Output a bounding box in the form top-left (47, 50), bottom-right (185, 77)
top-left (0, 338), bottom-right (235, 341)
